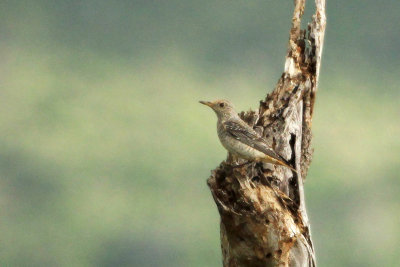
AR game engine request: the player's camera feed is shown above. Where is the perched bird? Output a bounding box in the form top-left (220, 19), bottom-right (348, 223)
top-left (200, 99), bottom-right (296, 172)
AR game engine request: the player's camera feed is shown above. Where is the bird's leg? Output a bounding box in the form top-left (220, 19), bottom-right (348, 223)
top-left (231, 161), bottom-right (252, 168)
top-left (249, 162), bottom-right (258, 178)
top-left (229, 154), bottom-right (250, 168)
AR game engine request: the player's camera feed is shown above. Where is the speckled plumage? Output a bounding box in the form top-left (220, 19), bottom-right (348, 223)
top-left (200, 99), bottom-right (295, 172)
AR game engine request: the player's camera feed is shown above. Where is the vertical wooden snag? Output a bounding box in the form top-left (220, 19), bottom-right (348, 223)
top-left (207, 0), bottom-right (326, 266)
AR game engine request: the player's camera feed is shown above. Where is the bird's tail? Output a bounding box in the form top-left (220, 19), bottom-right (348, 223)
top-left (262, 157), bottom-right (297, 173)
top-left (277, 160), bottom-right (297, 173)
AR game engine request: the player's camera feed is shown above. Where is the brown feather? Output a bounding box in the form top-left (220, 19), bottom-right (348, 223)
top-left (224, 120), bottom-right (296, 172)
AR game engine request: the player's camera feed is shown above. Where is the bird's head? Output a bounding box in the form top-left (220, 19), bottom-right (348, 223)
top-left (199, 99), bottom-right (238, 120)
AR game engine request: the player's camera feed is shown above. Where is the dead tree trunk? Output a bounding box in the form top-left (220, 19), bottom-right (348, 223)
top-left (207, 1), bottom-right (326, 266)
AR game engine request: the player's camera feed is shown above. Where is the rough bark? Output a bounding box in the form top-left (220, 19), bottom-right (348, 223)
top-left (207, 1), bottom-right (326, 266)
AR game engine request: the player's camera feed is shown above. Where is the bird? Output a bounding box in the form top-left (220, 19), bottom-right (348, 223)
top-left (199, 99), bottom-right (296, 173)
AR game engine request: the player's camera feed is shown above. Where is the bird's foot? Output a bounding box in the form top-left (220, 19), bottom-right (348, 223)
top-left (231, 161), bottom-right (252, 168)
top-left (249, 162), bottom-right (259, 179)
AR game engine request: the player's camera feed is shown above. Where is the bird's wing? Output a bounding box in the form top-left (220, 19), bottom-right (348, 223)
top-left (223, 120), bottom-right (288, 163)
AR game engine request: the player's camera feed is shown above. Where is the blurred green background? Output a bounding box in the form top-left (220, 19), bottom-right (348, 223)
top-left (1, 0), bottom-right (399, 266)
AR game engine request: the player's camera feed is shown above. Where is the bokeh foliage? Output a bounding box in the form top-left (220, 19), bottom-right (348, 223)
top-left (0, 1), bottom-right (399, 266)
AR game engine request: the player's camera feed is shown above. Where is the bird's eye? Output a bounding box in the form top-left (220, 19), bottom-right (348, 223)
top-left (219, 102), bottom-right (225, 108)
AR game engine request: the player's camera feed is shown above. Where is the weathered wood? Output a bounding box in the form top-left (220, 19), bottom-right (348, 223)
top-left (207, 1), bottom-right (326, 266)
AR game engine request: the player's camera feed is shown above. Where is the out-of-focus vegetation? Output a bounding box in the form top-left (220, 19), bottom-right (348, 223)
top-left (0, 1), bottom-right (399, 266)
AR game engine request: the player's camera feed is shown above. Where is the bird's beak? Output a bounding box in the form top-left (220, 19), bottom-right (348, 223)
top-left (199, 100), bottom-right (213, 107)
